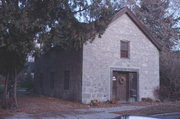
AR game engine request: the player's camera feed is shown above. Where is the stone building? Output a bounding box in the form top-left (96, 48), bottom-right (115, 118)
top-left (34, 8), bottom-right (161, 104)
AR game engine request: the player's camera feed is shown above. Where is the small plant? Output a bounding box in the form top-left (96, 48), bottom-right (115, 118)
top-left (90, 99), bottom-right (100, 106)
top-left (154, 99), bottom-right (161, 103)
top-left (110, 99), bottom-right (117, 104)
top-left (141, 97), bottom-right (153, 102)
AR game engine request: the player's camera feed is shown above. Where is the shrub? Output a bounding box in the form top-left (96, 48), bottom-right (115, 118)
top-left (110, 99), bottom-right (117, 104)
top-left (141, 97), bottom-right (153, 102)
top-left (90, 99), bottom-right (100, 106)
top-left (154, 99), bottom-right (161, 103)
top-left (156, 84), bottom-right (180, 101)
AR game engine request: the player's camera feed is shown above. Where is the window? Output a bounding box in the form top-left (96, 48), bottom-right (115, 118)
top-left (50, 72), bottom-right (55, 89)
top-left (64, 71), bottom-right (70, 90)
top-left (39, 73), bottom-right (43, 88)
top-left (121, 41), bottom-right (129, 58)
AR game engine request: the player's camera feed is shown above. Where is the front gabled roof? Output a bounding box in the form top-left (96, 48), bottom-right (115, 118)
top-left (112, 8), bottom-right (162, 51)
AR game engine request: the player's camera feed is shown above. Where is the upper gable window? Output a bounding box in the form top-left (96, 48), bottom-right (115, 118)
top-left (120, 41), bottom-right (129, 58)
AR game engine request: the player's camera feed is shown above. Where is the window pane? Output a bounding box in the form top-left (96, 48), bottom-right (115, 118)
top-left (39, 73), bottom-right (43, 88)
top-left (121, 42), bottom-right (129, 50)
top-left (121, 50), bottom-right (128, 58)
top-left (50, 72), bottom-right (55, 89)
top-left (121, 41), bottom-right (129, 58)
top-left (64, 71), bottom-right (70, 90)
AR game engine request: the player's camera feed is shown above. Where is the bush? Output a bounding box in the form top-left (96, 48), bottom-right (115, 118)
top-left (156, 84), bottom-right (180, 101)
top-left (154, 99), bottom-right (161, 103)
top-left (160, 48), bottom-right (180, 101)
top-left (141, 97), bottom-right (153, 102)
top-left (90, 99), bottom-right (100, 106)
top-left (110, 99), bottom-right (117, 104)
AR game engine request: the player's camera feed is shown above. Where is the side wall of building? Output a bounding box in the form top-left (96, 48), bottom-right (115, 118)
top-left (34, 48), bottom-right (83, 101)
top-left (82, 14), bottom-right (160, 104)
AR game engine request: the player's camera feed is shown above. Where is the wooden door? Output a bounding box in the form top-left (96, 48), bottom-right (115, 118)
top-left (129, 72), bottom-right (138, 101)
top-left (113, 72), bottom-right (129, 101)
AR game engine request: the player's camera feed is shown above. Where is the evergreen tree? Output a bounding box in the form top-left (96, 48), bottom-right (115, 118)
top-left (0, 0), bottom-right (114, 109)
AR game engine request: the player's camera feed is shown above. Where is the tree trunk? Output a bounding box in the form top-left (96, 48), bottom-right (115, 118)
top-left (2, 68), bottom-right (18, 109)
top-left (13, 68), bottom-right (18, 107)
top-left (2, 73), bottom-right (8, 108)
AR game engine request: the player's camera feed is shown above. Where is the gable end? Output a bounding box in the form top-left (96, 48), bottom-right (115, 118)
top-left (112, 8), bottom-right (162, 51)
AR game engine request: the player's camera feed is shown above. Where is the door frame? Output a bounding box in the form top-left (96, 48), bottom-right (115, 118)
top-left (110, 67), bottom-right (139, 101)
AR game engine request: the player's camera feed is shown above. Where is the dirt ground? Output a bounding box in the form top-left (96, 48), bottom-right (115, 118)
top-left (0, 92), bottom-right (180, 117)
top-left (0, 92), bottom-right (88, 116)
top-left (113, 102), bottom-right (180, 115)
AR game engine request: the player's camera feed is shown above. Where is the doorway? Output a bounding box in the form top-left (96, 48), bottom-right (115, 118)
top-left (112, 71), bottom-right (138, 102)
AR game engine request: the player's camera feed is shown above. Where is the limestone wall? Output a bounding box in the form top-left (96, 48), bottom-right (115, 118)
top-left (82, 14), bottom-right (160, 104)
